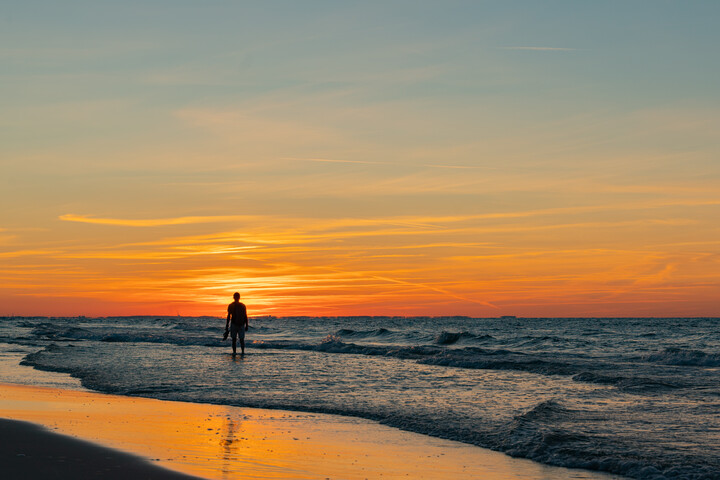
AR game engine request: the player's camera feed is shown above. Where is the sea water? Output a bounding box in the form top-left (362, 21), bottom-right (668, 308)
top-left (1, 316), bottom-right (718, 479)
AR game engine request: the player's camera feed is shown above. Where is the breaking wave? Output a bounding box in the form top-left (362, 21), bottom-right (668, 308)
top-left (488, 400), bottom-right (718, 479)
top-left (643, 347), bottom-right (720, 367)
top-left (434, 331), bottom-right (493, 345)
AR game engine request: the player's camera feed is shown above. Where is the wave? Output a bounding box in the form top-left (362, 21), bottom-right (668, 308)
top-left (419, 352), bottom-right (577, 376)
top-left (489, 400), bottom-right (718, 479)
top-left (333, 328), bottom-right (496, 347)
top-left (643, 347), bottom-right (720, 367)
top-left (29, 324), bottom-right (222, 347)
top-left (434, 331), bottom-right (493, 345)
top-left (508, 335), bottom-right (594, 350)
top-left (25, 323), bottom-right (586, 379)
top-left (99, 334), bottom-right (216, 346)
top-left (21, 321), bottom-right (716, 393)
top-left (333, 327), bottom-right (394, 339)
top-left (572, 372), bottom-right (684, 391)
top-left (31, 324), bottom-right (95, 340)
top-left (21, 324), bottom-right (607, 381)
top-left (252, 337), bottom-right (444, 360)
top-left (515, 335), bottom-right (567, 346)
top-left (252, 338), bottom-right (587, 377)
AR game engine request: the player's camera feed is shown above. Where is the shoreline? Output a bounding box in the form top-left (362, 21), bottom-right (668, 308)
top-left (0, 382), bottom-right (623, 479)
top-left (1, 417), bottom-right (202, 479)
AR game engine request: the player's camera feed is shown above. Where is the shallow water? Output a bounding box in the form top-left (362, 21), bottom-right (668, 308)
top-left (2, 315), bottom-right (718, 479)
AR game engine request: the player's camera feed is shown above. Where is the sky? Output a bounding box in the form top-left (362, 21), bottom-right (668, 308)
top-left (2, 1), bottom-right (720, 317)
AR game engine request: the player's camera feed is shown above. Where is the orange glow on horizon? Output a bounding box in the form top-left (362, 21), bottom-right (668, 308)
top-left (3, 205), bottom-right (719, 318)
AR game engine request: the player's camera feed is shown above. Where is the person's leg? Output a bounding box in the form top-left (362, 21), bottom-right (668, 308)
top-left (238, 327), bottom-right (246, 355)
top-left (231, 326), bottom-right (237, 355)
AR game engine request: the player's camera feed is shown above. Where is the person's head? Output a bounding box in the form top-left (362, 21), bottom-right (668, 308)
top-left (233, 292), bottom-right (240, 301)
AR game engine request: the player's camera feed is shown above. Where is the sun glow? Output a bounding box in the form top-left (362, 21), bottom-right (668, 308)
top-left (3, 201), bottom-right (720, 317)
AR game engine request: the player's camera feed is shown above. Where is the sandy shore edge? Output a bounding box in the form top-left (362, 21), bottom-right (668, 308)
top-left (1, 417), bottom-right (203, 479)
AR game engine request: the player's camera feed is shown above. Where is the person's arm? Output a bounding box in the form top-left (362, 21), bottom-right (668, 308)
top-left (225, 308), bottom-right (231, 332)
top-left (244, 305), bottom-right (249, 331)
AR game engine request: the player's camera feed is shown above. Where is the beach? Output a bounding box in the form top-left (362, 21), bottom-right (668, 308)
top-left (1, 417), bottom-right (201, 480)
top-left (0, 383), bottom-right (621, 479)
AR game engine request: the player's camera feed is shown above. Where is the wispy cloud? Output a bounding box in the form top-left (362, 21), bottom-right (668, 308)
top-left (421, 164), bottom-right (492, 170)
top-left (502, 46), bottom-right (576, 51)
top-left (286, 157), bottom-right (494, 170)
top-left (59, 214), bottom-right (259, 227)
top-left (61, 198), bottom-right (714, 235)
top-left (283, 157), bottom-right (387, 166)
top-left (371, 275), bottom-right (499, 309)
top-left (0, 249), bottom-right (60, 258)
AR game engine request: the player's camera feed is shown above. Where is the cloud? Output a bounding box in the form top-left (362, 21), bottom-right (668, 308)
top-left (371, 275), bottom-right (499, 309)
top-left (0, 249), bottom-right (60, 258)
top-left (286, 157), bottom-right (494, 170)
top-left (283, 157), bottom-right (388, 166)
top-left (502, 46), bottom-right (576, 51)
top-left (59, 214), bottom-right (257, 227)
top-left (174, 108), bottom-right (345, 147)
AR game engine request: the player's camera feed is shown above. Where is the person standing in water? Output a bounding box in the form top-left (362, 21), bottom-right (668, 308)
top-left (225, 292), bottom-right (249, 355)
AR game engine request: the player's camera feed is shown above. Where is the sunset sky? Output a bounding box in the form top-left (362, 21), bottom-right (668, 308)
top-left (2, 1), bottom-right (719, 317)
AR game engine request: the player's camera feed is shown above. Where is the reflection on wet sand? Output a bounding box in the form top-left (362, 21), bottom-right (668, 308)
top-left (0, 384), bottom-right (620, 480)
top-left (220, 416), bottom-right (238, 479)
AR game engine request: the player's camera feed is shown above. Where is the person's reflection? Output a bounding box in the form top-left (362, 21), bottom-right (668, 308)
top-left (219, 415), bottom-right (240, 479)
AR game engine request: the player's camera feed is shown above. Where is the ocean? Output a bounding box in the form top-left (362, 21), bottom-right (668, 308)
top-left (1, 315), bottom-right (718, 479)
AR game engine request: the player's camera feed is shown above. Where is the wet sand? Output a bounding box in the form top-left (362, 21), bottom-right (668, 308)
top-left (0, 383), bottom-right (622, 479)
top-left (1, 417), bottom-right (201, 479)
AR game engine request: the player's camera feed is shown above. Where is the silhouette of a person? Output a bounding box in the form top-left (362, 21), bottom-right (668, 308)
top-left (225, 292), bottom-right (249, 355)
